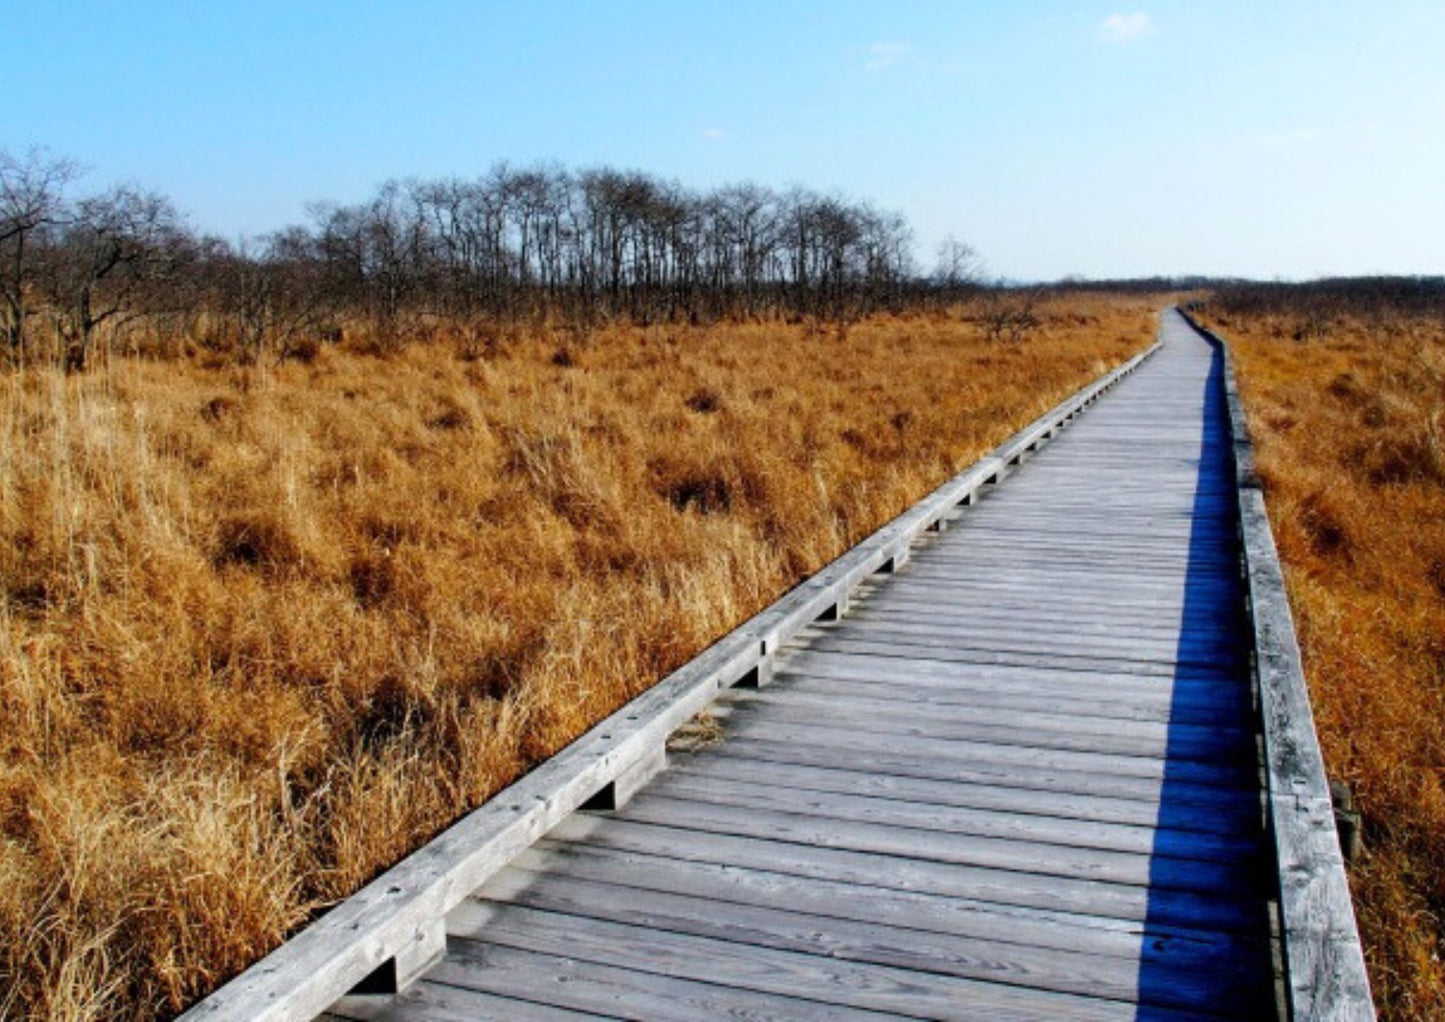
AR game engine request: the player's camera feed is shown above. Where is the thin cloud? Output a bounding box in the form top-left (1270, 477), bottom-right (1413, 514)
top-left (700, 127), bottom-right (726, 141)
top-left (1100, 12), bottom-right (1152, 42)
top-left (865, 41), bottom-right (910, 71)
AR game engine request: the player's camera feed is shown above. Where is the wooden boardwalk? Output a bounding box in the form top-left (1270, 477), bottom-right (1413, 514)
top-left (332, 313), bottom-right (1279, 1021)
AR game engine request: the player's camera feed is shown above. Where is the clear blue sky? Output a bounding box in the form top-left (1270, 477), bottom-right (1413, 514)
top-left (5, 1), bottom-right (1442, 280)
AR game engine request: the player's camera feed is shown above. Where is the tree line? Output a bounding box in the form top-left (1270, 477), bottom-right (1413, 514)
top-left (1207, 276), bottom-right (1445, 321)
top-left (3, 149), bottom-right (984, 370)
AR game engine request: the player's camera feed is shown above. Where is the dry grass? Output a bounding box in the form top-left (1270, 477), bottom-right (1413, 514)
top-left (0, 295), bottom-right (1154, 1020)
top-left (1202, 305), bottom-right (1445, 1019)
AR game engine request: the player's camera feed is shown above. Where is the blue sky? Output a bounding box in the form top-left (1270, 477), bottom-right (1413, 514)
top-left (5, 1), bottom-right (1442, 279)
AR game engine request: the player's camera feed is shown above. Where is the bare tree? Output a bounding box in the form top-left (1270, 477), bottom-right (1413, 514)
top-left (0, 148), bottom-right (78, 354)
top-left (216, 236), bottom-right (332, 364)
top-left (934, 235), bottom-right (982, 295)
top-left (41, 186), bottom-right (183, 369)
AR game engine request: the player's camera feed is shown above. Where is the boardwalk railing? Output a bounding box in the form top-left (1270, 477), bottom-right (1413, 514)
top-left (178, 343), bottom-right (1159, 1022)
top-left (1179, 309), bottom-right (1375, 1020)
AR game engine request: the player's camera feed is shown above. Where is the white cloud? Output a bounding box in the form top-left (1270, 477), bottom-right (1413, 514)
top-left (865, 41), bottom-right (910, 71)
top-left (1100, 12), bottom-right (1151, 41)
top-left (700, 127), bottom-right (726, 141)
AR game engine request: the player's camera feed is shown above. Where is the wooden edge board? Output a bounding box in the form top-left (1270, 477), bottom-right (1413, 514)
top-left (177, 338), bottom-right (1160, 1022)
top-left (1175, 306), bottom-right (1375, 1020)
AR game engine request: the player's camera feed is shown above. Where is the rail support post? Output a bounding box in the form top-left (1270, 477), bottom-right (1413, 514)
top-left (817, 591), bottom-right (850, 621)
top-left (347, 917), bottom-right (445, 997)
top-left (880, 544), bottom-right (911, 573)
top-left (581, 743), bottom-right (667, 812)
top-left (733, 651), bottom-right (775, 689)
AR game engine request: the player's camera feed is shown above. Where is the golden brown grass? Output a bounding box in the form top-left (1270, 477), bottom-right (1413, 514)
top-left (1201, 304), bottom-right (1445, 1019)
top-left (0, 296), bottom-right (1155, 1020)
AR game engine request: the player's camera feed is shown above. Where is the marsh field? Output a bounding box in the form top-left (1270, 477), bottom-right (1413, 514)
top-left (1200, 283), bottom-right (1445, 1019)
top-left (0, 295), bottom-right (1155, 1019)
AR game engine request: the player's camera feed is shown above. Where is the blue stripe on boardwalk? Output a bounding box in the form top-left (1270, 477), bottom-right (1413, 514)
top-left (1138, 317), bottom-right (1273, 1017)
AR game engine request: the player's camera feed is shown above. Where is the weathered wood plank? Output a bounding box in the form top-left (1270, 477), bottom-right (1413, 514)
top-left (771, 666), bottom-right (1253, 726)
top-left (326, 982), bottom-right (610, 1021)
top-left (430, 940), bottom-right (895, 1021)
top-left (548, 815), bottom-right (1269, 933)
top-left (614, 795), bottom-right (1269, 895)
top-left (695, 734), bottom-right (1263, 823)
top-left (775, 647), bottom-right (1247, 696)
top-left (801, 635), bottom-right (1235, 677)
top-left (719, 716), bottom-right (1263, 789)
top-left (663, 755), bottom-right (1262, 836)
top-left (636, 776), bottom-right (1265, 866)
top-left (446, 906), bottom-right (1221, 1022)
top-left (509, 840), bottom-right (1268, 964)
top-left (713, 690), bottom-right (1258, 762)
top-left (459, 869), bottom-right (1273, 1012)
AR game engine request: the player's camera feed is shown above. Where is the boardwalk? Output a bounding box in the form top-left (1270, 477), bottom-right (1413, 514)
top-left (331, 313), bottom-right (1278, 1020)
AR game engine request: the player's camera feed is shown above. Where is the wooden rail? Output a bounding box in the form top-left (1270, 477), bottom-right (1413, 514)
top-left (179, 342), bottom-right (1159, 1022)
top-left (1178, 309), bottom-right (1375, 1020)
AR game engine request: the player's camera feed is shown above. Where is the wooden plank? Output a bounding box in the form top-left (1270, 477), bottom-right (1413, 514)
top-left (775, 647), bottom-right (1248, 696)
top-left (859, 580), bottom-right (1235, 614)
top-left (509, 839), bottom-right (1267, 964)
top-left (696, 734), bottom-right (1263, 825)
top-left (638, 775), bottom-right (1265, 866)
top-left (446, 905), bottom-right (1222, 1021)
top-left (429, 940), bottom-right (895, 1021)
top-left (460, 868), bottom-right (1274, 1012)
top-left (720, 716), bottom-right (1263, 789)
top-left (802, 635), bottom-right (1231, 677)
top-left (548, 815), bottom-right (1268, 933)
top-left (614, 794), bottom-right (1270, 896)
top-left (662, 755), bottom-right (1262, 836)
top-left (803, 616), bottom-right (1244, 651)
top-left (714, 691), bottom-right (1257, 763)
top-left (846, 603), bottom-right (1243, 639)
top-left (906, 555), bottom-right (1240, 579)
top-left (725, 679), bottom-right (1254, 739)
top-left (827, 617), bottom-right (1245, 660)
top-left (770, 665), bottom-right (1254, 727)
top-left (327, 982), bottom-right (611, 1021)
top-left (893, 564), bottom-right (1241, 588)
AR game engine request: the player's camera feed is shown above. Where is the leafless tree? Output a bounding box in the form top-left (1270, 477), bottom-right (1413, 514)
top-left (217, 236), bottom-right (332, 364)
top-left (0, 148), bottom-right (78, 354)
top-left (40, 186), bottom-right (183, 369)
top-left (934, 235), bottom-right (982, 295)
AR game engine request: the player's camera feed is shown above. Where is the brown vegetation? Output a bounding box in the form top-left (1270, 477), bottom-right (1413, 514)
top-left (0, 296), bottom-right (1154, 1019)
top-left (1200, 285), bottom-right (1445, 1019)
